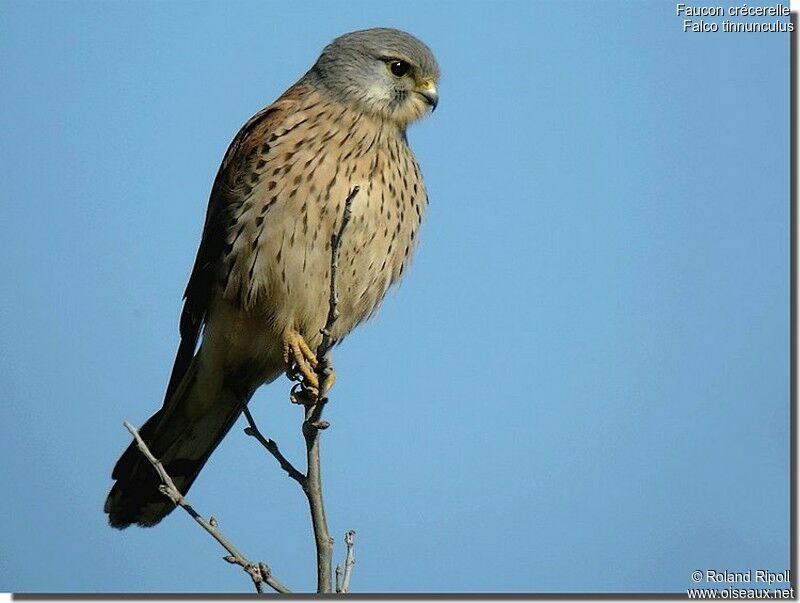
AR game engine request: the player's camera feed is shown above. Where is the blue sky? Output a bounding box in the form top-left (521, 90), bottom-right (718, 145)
top-left (0, 0), bottom-right (791, 594)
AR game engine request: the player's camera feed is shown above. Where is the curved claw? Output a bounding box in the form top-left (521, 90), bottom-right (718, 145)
top-left (290, 382), bottom-right (318, 405)
top-left (283, 329), bottom-right (319, 389)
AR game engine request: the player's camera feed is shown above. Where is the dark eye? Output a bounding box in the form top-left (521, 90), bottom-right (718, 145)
top-left (387, 60), bottom-right (411, 78)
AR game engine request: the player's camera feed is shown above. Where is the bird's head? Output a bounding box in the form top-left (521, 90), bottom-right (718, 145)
top-left (309, 28), bottom-right (440, 129)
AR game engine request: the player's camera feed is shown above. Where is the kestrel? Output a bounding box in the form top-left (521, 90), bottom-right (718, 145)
top-left (105, 28), bottom-right (439, 528)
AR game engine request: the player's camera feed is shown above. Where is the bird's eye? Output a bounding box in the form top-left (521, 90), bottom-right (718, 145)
top-left (387, 60), bottom-right (411, 78)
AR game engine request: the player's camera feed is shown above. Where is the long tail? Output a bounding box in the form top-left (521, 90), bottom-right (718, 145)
top-left (104, 356), bottom-right (248, 528)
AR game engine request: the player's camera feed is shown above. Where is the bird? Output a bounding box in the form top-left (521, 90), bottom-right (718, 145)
top-left (104, 28), bottom-right (440, 528)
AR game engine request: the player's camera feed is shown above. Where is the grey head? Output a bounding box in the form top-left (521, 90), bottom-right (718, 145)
top-left (306, 28), bottom-right (440, 128)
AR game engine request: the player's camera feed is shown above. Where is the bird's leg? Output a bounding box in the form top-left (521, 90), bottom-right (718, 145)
top-left (283, 329), bottom-right (319, 390)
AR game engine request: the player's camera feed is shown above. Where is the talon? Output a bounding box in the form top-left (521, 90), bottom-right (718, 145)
top-left (283, 329), bottom-right (319, 389)
top-left (290, 383), bottom-right (319, 406)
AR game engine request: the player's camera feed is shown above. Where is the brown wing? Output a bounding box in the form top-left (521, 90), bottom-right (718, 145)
top-left (162, 87), bottom-right (307, 402)
top-left (106, 84), bottom-right (314, 527)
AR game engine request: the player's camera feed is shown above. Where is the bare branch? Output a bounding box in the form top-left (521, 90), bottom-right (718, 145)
top-left (301, 404), bottom-right (334, 593)
top-left (335, 531), bottom-right (356, 593)
top-left (341, 530), bottom-right (356, 593)
top-left (242, 405), bottom-right (306, 488)
top-left (259, 562), bottom-right (291, 595)
top-left (122, 421), bottom-right (291, 594)
top-left (335, 564), bottom-right (344, 593)
top-left (318, 184), bottom-right (359, 364)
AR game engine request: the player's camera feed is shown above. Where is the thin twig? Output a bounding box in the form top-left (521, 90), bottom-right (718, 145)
top-left (340, 530), bottom-right (356, 594)
top-left (122, 421), bottom-right (291, 594)
top-left (242, 405), bottom-right (306, 487)
top-left (335, 563), bottom-right (344, 593)
top-left (258, 562), bottom-right (291, 595)
top-left (318, 185), bottom-right (359, 364)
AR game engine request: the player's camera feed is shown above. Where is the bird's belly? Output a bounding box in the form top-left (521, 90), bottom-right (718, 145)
top-left (235, 191), bottom-right (408, 349)
top-left (269, 181), bottom-right (411, 346)
top-left (219, 128), bottom-right (425, 351)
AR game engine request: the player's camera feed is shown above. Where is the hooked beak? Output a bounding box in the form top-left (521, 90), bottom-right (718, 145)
top-left (416, 80), bottom-right (439, 112)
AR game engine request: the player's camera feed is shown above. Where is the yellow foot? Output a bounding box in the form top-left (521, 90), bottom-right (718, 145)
top-left (283, 329), bottom-right (319, 389)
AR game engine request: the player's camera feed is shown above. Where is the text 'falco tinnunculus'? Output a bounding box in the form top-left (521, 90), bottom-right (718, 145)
top-left (105, 28), bottom-right (440, 528)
